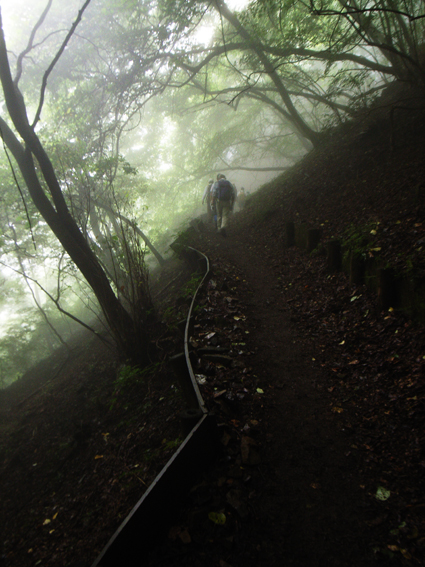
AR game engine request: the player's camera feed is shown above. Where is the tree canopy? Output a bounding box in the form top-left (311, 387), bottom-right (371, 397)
top-left (0, 0), bottom-right (423, 382)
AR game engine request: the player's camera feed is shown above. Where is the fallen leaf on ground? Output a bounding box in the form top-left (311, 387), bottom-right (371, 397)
top-left (208, 511), bottom-right (226, 525)
top-left (375, 486), bottom-right (391, 501)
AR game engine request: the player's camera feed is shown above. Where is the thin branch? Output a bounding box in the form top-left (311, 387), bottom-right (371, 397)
top-left (8, 222), bottom-right (68, 348)
top-left (90, 198), bottom-right (165, 266)
top-left (209, 164), bottom-right (289, 173)
top-left (309, 1), bottom-right (425, 22)
top-left (32, 0), bottom-right (93, 127)
top-left (0, 260), bottom-right (113, 347)
top-left (0, 122), bottom-right (37, 251)
top-left (14, 0), bottom-right (53, 85)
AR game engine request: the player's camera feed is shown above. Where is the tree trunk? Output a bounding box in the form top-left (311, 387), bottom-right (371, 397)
top-left (0, 21), bottom-right (149, 364)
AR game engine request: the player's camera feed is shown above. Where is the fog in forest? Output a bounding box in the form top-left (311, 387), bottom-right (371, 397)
top-left (0, 0), bottom-right (421, 385)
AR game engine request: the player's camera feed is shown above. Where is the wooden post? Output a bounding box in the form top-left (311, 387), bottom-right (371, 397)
top-left (307, 228), bottom-right (322, 252)
top-left (349, 252), bottom-right (365, 285)
top-left (326, 239), bottom-right (342, 271)
top-left (377, 267), bottom-right (398, 310)
top-left (285, 221), bottom-right (295, 247)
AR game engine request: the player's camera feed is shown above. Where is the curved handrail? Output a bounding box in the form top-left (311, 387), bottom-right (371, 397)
top-left (92, 245), bottom-right (215, 567)
top-left (183, 246), bottom-right (210, 414)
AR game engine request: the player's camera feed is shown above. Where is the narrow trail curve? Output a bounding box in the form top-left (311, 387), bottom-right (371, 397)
top-left (190, 225), bottom-right (379, 566)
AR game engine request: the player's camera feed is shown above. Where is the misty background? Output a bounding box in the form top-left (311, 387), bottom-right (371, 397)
top-left (0, 0), bottom-right (421, 384)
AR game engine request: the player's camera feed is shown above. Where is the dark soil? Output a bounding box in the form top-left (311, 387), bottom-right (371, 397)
top-left (0, 259), bottom-right (196, 567)
top-left (1, 83), bottom-right (425, 567)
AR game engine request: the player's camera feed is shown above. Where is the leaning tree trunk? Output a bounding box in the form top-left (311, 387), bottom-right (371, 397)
top-left (0, 21), bottom-right (149, 364)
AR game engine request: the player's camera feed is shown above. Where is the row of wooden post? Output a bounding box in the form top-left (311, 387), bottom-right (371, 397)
top-left (284, 221), bottom-right (425, 322)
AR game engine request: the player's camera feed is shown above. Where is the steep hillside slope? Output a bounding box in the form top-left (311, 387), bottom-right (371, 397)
top-left (168, 82), bottom-right (425, 566)
top-left (1, 82), bottom-right (424, 567)
top-left (240, 83), bottom-right (425, 278)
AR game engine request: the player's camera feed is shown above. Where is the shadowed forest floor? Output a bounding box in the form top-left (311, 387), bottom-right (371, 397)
top-left (1, 83), bottom-right (425, 566)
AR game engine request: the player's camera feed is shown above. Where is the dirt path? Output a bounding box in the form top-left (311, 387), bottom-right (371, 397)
top-left (182, 223), bottom-right (383, 566)
top-left (2, 214), bottom-right (415, 566)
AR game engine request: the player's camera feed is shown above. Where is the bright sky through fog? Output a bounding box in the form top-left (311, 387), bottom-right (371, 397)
top-left (193, 0), bottom-right (251, 45)
top-left (228, 0), bottom-right (251, 9)
top-left (0, 0), bottom-right (251, 49)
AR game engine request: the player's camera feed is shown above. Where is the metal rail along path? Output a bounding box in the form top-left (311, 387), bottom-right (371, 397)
top-left (92, 246), bottom-right (219, 567)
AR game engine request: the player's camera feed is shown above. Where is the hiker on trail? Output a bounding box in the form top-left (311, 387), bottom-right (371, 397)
top-left (202, 179), bottom-right (214, 223)
top-left (211, 173), bottom-right (236, 235)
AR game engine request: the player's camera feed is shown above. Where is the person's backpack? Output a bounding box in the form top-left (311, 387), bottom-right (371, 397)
top-left (218, 179), bottom-right (233, 201)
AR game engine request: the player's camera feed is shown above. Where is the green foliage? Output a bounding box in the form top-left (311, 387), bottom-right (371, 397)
top-left (162, 305), bottom-right (179, 326)
top-left (181, 273), bottom-right (202, 299)
top-left (109, 361), bottom-right (162, 410)
top-left (140, 436), bottom-right (182, 466)
top-left (342, 222), bottom-right (379, 259)
top-left (162, 437), bottom-right (182, 451)
top-left (115, 362), bottom-right (161, 390)
top-left (1, 0), bottom-right (424, 379)
top-left (0, 306), bottom-right (78, 389)
top-left (116, 364), bottom-right (143, 388)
